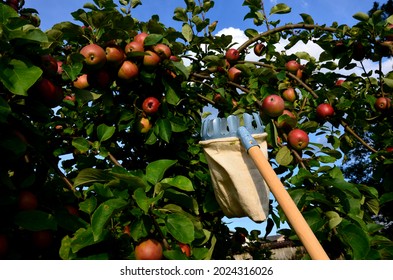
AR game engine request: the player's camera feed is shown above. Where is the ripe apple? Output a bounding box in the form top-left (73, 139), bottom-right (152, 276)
top-left (33, 78), bottom-right (64, 108)
top-left (73, 74), bottom-right (89, 89)
top-left (335, 79), bottom-right (345, 86)
top-left (169, 55), bottom-right (181, 62)
top-left (135, 239), bottom-right (163, 260)
top-left (87, 69), bottom-right (112, 88)
top-left (153, 43), bottom-right (172, 60)
top-left (138, 117), bottom-right (152, 133)
top-left (0, 234), bottom-right (8, 257)
top-left (32, 230), bottom-right (53, 249)
top-left (143, 50), bottom-right (161, 68)
top-left (65, 205), bottom-right (79, 216)
top-left (277, 109), bottom-right (297, 129)
top-left (225, 48), bottom-right (240, 63)
top-left (282, 87), bottom-right (296, 102)
top-left (228, 67), bottom-right (241, 82)
top-left (352, 41), bottom-right (365, 61)
top-left (40, 55), bottom-right (58, 76)
top-left (179, 243), bottom-right (191, 257)
top-left (142, 97), bottom-right (161, 115)
top-left (260, 94), bottom-right (285, 117)
top-left (118, 60), bottom-right (139, 80)
top-left (296, 68), bottom-right (303, 80)
top-left (374, 96), bottom-right (391, 112)
top-left (79, 43), bottom-right (107, 69)
top-left (316, 103), bottom-right (335, 119)
top-left (253, 43), bottom-right (265, 56)
top-left (134, 32), bottom-right (149, 46)
top-left (386, 146), bottom-right (393, 153)
top-left (63, 94), bottom-right (76, 104)
top-left (18, 190), bottom-right (38, 211)
top-left (125, 41), bottom-right (144, 55)
top-left (285, 60), bottom-right (300, 72)
top-left (287, 129), bottom-right (309, 151)
top-left (57, 61), bottom-right (64, 75)
top-left (105, 44), bottom-right (126, 65)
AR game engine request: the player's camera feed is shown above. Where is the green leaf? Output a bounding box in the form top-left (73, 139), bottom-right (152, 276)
top-left (302, 208), bottom-right (326, 232)
top-left (270, 3), bottom-right (291, 15)
top-left (172, 61), bottom-right (190, 79)
top-left (163, 79), bottom-right (180, 105)
top-left (79, 196), bottom-right (97, 215)
top-left (134, 188), bottom-right (164, 213)
top-left (161, 175), bottom-right (194, 192)
top-left (0, 96), bottom-right (11, 123)
top-left (325, 211), bottom-right (342, 229)
top-left (352, 12), bottom-right (369, 22)
top-left (157, 118), bottom-right (172, 143)
top-left (0, 3), bottom-right (19, 23)
top-left (339, 223), bottom-right (370, 259)
top-left (380, 192), bottom-right (393, 206)
top-left (173, 7), bottom-right (188, 22)
top-left (144, 34), bottom-right (163, 46)
top-left (97, 124), bottom-right (116, 142)
top-left (300, 13), bottom-right (314, 24)
top-left (182, 23), bottom-right (193, 42)
top-left (383, 77), bottom-right (393, 88)
top-left (72, 137), bottom-right (90, 153)
top-left (130, 216), bottom-right (152, 241)
top-left (165, 213), bottom-right (195, 243)
top-left (275, 146), bottom-right (293, 166)
top-left (14, 210), bottom-right (57, 231)
top-left (91, 198), bottom-right (128, 241)
top-left (74, 168), bottom-right (112, 188)
top-left (70, 227), bottom-right (107, 253)
top-left (0, 58), bottom-right (42, 95)
top-left (145, 159), bottom-right (177, 185)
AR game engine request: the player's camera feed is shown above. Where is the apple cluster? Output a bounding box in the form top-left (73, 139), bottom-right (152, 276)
top-left (71, 32), bottom-right (177, 133)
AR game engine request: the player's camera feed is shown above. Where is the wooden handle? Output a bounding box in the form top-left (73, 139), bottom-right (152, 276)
top-left (248, 146), bottom-right (330, 260)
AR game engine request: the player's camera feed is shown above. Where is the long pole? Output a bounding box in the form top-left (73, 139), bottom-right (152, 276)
top-left (247, 146), bottom-right (329, 260)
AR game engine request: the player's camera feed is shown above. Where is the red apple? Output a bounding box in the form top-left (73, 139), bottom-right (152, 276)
top-left (142, 97), bottom-right (161, 115)
top-left (33, 78), bottom-right (64, 108)
top-left (125, 41), bottom-right (144, 55)
top-left (296, 68), bottom-right (303, 80)
top-left (80, 44), bottom-right (107, 69)
top-left (65, 205), bottom-right (79, 216)
top-left (225, 48), bottom-right (240, 63)
top-left (277, 109), bottom-right (297, 129)
top-left (73, 74), bottom-right (89, 89)
top-left (260, 94), bottom-right (285, 117)
top-left (287, 129), bottom-right (309, 151)
top-left (134, 32), bottom-right (149, 46)
top-left (40, 55), bottom-right (58, 76)
top-left (386, 146), bottom-right (393, 153)
top-left (105, 44), bottom-right (125, 65)
top-left (316, 103), bottom-right (335, 119)
top-left (335, 79), bottom-right (345, 86)
top-left (253, 43), bottom-right (265, 56)
top-left (118, 60), bottom-right (139, 80)
top-left (18, 190), bottom-right (38, 211)
top-left (87, 69), bottom-right (112, 88)
top-left (135, 239), bottom-right (163, 260)
top-left (169, 55), bottom-right (181, 62)
top-left (63, 94), bottom-right (76, 103)
top-left (143, 50), bottom-right (161, 68)
top-left (57, 61), bottom-right (64, 75)
top-left (32, 230), bottom-right (53, 249)
top-left (153, 43), bottom-right (172, 60)
top-left (179, 243), bottom-right (191, 257)
top-left (282, 87), bottom-right (296, 102)
top-left (374, 97), bottom-right (391, 112)
top-left (0, 234), bottom-right (8, 257)
top-left (138, 117), bottom-right (152, 133)
top-left (285, 60), bottom-right (300, 72)
top-left (228, 67), bottom-right (241, 82)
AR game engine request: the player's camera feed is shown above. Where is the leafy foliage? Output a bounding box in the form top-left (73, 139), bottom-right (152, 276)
top-left (0, 0), bottom-right (392, 260)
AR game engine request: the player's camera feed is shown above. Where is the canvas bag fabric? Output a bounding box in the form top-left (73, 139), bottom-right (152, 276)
top-left (200, 133), bottom-right (270, 222)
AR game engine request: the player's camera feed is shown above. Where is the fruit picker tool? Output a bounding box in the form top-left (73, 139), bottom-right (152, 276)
top-left (200, 113), bottom-right (329, 260)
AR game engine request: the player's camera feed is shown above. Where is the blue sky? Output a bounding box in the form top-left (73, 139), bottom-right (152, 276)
top-left (33, 0), bottom-right (374, 31)
top-left (30, 0), bottom-right (378, 234)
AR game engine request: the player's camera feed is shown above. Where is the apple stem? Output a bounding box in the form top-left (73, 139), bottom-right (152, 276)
top-left (149, 211), bottom-right (171, 250)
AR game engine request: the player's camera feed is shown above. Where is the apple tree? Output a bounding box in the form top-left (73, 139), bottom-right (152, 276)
top-left (0, 0), bottom-right (392, 260)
